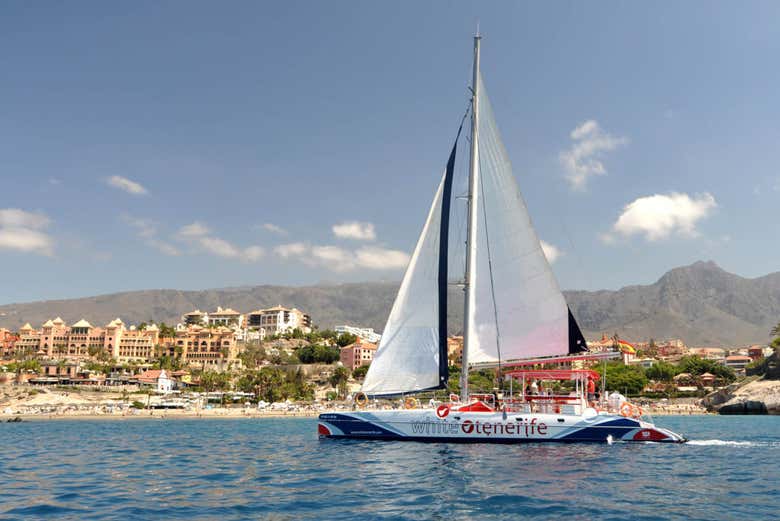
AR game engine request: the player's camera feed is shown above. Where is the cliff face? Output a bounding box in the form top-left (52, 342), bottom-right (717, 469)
top-left (1, 261), bottom-right (778, 347)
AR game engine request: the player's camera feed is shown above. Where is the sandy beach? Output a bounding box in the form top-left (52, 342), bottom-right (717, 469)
top-left (0, 385), bottom-right (709, 421)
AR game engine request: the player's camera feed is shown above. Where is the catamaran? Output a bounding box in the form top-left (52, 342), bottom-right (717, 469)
top-left (318, 34), bottom-right (685, 444)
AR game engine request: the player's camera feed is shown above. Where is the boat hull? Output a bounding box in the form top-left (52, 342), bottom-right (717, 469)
top-left (318, 409), bottom-right (685, 443)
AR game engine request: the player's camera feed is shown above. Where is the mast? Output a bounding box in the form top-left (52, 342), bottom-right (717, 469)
top-left (460, 33), bottom-right (481, 400)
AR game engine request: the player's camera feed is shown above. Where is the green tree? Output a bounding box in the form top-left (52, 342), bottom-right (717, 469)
top-left (352, 365), bottom-right (370, 379)
top-left (336, 333), bottom-right (358, 347)
top-left (319, 329), bottom-right (338, 340)
top-left (676, 355), bottom-right (736, 383)
top-left (645, 361), bottom-right (676, 382)
top-left (238, 343), bottom-right (266, 368)
top-left (596, 361), bottom-right (648, 395)
top-left (329, 366), bottom-right (350, 399)
top-left (771, 321), bottom-right (780, 338)
top-left (200, 371), bottom-right (231, 392)
top-left (298, 344), bottom-right (340, 364)
top-left (158, 323), bottom-right (177, 338)
top-left (445, 366), bottom-right (498, 395)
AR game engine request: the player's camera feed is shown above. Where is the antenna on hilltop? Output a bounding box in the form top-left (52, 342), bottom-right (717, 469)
top-left (476, 19), bottom-right (481, 37)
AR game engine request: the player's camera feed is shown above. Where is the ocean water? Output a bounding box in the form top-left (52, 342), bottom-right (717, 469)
top-left (0, 416), bottom-right (777, 520)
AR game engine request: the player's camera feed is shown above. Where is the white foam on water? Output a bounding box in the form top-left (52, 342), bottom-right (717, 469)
top-left (687, 440), bottom-right (758, 447)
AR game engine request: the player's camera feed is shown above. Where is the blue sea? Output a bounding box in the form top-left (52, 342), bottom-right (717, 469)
top-left (0, 416), bottom-right (777, 520)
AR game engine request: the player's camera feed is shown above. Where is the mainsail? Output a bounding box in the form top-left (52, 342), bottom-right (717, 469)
top-left (363, 43), bottom-right (588, 396)
top-left (467, 73), bottom-right (588, 365)
top-left (360, 140), bottom-right (457, 396)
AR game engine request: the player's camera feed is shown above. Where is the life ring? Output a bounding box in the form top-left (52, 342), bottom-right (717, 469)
top-left (436, 404), bottom-right (450, 418)
top-left (633, 405), bottom-right (643, 418)
top-left (449, 393), bottom-right (460, 403)
top-left (619, 402), bottom-right (633, 417)
top-left (354, 392), bottom-right (368, 408)
top-left (404, 397), bottom-right (418, 409)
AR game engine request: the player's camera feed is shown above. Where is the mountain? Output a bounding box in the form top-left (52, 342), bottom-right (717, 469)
top-left (566, 261), bottom-right (780, 346)
top-left (1, 261), bottom-right (778, 347)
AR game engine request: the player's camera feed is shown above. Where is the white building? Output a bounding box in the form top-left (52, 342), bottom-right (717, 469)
top-left (245, 306), bottom-right (312, 338)
top-left (208, 307), bottom-right (243, 328)
top-left (334, 325), bottom-right (381, 344)
top-left (182, 310), bottom-right (208, 326)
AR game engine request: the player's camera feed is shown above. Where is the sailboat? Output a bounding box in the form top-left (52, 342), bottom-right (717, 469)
top-left (318, 35), bottom-right (685, 444)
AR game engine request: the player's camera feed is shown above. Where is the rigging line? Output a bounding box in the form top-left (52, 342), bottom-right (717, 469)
top-left (478, 151), bottom-right (503, 380)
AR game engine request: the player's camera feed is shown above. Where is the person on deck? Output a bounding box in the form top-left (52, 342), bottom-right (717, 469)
top-left (587, 377), bottom-right (597, 407)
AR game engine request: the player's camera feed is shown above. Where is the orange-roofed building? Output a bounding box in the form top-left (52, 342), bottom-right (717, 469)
top-left (135, 369), bottom-right (174, 393)
top-left (340, 342), bottom-right (378, 371)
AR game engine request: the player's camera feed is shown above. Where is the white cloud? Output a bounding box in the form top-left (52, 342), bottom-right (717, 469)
top-left (0, 228), bottom-right (53, 256)
top-left (604, 192), bottom-right (717, 242)
top-left (311, 245), bottom-right (353, 270)
top-left (540, 240), bottom-right (562, 263)
top-left (272, 242), bottom-right (409, 272)
top-left (261, 223), bottom-right (288, 236)
top-left (0, 208), bottom-right (51, 229)
top-left (148, 239), bottom-right (180, 256)
top-left (177, 222), bottom-right (264, 262)
top-left (122, 215), bottom-right (180, 256)
top-left (560, 120), bottom-right (628, 190)
top-left (106, 175), bottom-right (148, 195)
top-left (274, 242), bottom-right (308, 258)
top-left (197, 236), bottom-right (241, 258)
top-left (354, 246), bottom-right (409, 270)
top-left (243, 246), bottom-right (265, 262)
top-left (0, 209), bottom-right (53, 256)
top-left (178, 222), bottom-right (210, 237)
top-left (332, 221), bottom-right (376, 241)
top-left (122, 215), bottom-right (157, 238)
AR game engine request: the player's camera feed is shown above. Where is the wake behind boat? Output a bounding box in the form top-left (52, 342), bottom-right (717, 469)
top-left (319, 34), bottom-right (685, 444)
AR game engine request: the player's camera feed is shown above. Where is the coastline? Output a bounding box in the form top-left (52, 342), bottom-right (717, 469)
top-left (2, 409), bottom-right (323, 421)
top-left (1, 405), bottom-right (711, 422)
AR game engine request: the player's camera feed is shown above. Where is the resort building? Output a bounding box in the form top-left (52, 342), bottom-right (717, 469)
top-left (724, 355), bottom-right (752, 374)
top-left (15, 317), bottom-right (160, 363)
top-left (182, 310), bottom-right (208, 326)
top-left (170, 325), bottom-right (239, 370)
top-left (339, 341), bottom-right (377, 371)
top-left (245, 306), bottom-right (312, 339)
top-left (447, 336), bottom-right (463, 365)
top-left (13, 323), bottom-right (41, 358)
top-left (0, 329), bottom-right (19, 358)
top-left (113, 322), bottom-right (160, 362)
top-left (334, 325), bottom-right (382, 344)
top-left (207, 307), bottom-right (243, 328)
top-left (687, 347), bottom-right (726, 360)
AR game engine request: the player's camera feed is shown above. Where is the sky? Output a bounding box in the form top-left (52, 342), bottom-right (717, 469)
top-left (1, 2), bottom-right (779, 304)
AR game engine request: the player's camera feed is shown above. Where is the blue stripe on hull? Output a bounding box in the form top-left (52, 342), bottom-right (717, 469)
top-left (319, 414), bottom-right (680, 443)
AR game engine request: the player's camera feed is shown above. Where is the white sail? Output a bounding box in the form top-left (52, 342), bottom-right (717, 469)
top-left (361, 168), bottom-right (449, 395)
top-left (467, 73), bottom-right (570, 364)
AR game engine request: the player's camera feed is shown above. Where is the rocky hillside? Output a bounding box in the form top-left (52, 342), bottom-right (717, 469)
top-left (1, 261), bottom-right (778, 347)
top-left (566, 261), bottom-right (780, 347)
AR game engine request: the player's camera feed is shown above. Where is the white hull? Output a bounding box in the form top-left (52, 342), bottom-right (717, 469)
top-left (319, 408), bottom-right (685, 443)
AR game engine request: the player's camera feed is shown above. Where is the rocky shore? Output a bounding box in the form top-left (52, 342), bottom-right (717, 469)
top-left (703, 378), bottom-right (780, 415)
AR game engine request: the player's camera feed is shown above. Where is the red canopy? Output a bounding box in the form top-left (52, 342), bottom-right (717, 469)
top-left (504, 369), bottom-right (600, 381)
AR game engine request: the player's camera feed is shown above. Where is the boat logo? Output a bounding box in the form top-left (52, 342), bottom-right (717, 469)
top-left (436, 404), bottom-right (450, 419)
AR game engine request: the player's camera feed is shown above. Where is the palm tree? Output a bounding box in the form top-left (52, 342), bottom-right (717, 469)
top-left (329, 366), bottom-right (350, 400)
top-left (771, 321), bottom-right (780, 338)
